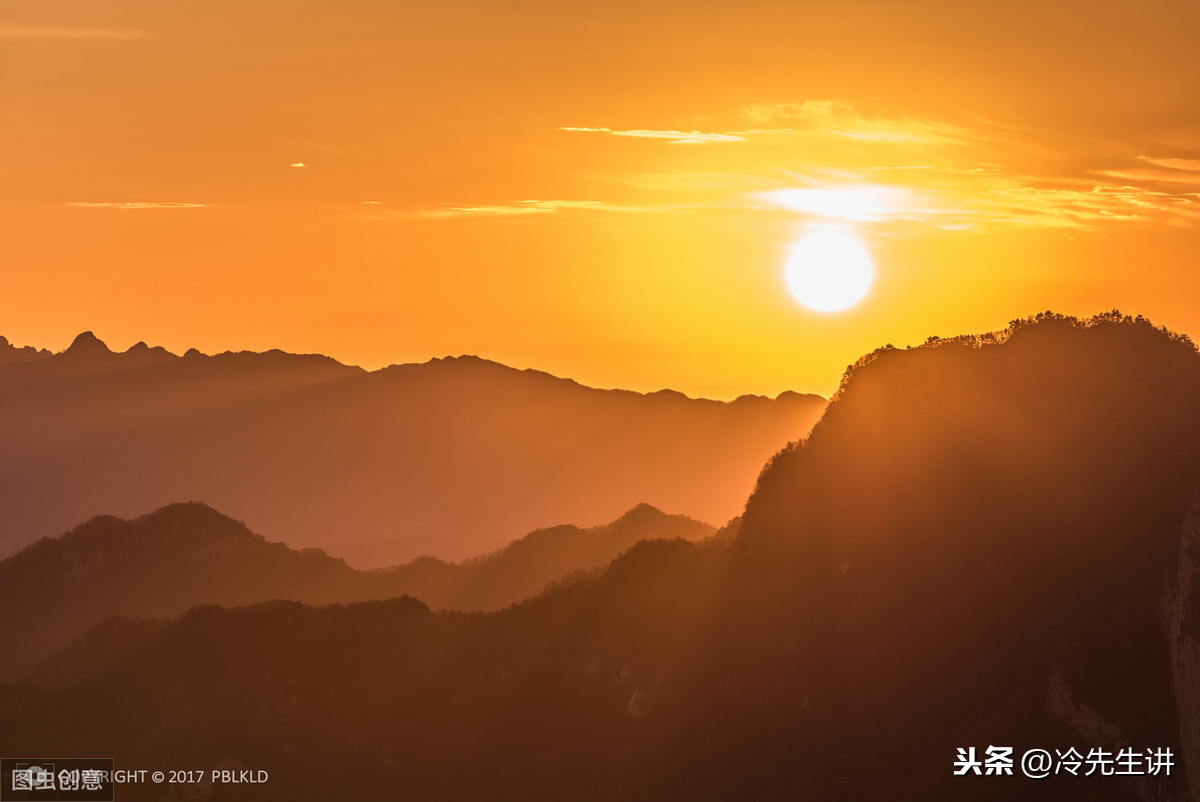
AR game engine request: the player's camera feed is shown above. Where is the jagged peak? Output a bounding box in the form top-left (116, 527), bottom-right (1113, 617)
top-left (63, 331), bottom-right (112, 357)
top-left (421, 354), bottom-right (512, 371)
top-left (438, 354), bottom-right (490, 364)
top-left (0, 335), bottom-right (51, 364)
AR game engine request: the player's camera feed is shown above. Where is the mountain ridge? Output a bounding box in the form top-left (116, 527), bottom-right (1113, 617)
top-left (1, 331), bottom-right (818, 404)
top-left (4, 312), bottom-right (1197, 799)
top-left (0, 331), bottom-right (823, 564)
top-left (0, 500), bottom-right (713, 682)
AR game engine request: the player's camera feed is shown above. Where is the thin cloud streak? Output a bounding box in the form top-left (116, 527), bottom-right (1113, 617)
top-left (405, 200), bottom-right (649, 219)
top-left (67, 202), bottom-right (209, 209)
top-left (962, 185), bottom-right (1192, 229)
top-left (413, 200), bottom-right (611, 218)
top-left (736, 100), bottom-right (968, 145)
top-left (560, 127), bottom-right (745, 144)
top-left (611, 130), bottom-right (745, 144)
top-left (393, 199), bottom-right (709, 220)
top-left (0, 24), bottom-right (155, 40)
top-left (740, 100), bottom-right (853, 124)
top-left (1099, 169), bottom-right (1200, 186)
top-left (1138, 156), bottom-right (1200, 173)
top-left (563, 103), bottom-right (969, 156)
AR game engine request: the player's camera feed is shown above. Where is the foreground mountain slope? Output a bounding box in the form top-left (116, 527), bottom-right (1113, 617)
top-left (0, 502), bottom-right (710, 682)
top-left (723, 311), bottom-right (1200, 800)
top-left (5, 312), bottom-right (1199, 800)
top-left (0, 334), bottom-right (822, 564)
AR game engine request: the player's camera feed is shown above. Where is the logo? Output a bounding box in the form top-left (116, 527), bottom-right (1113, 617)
top-left (1, 759), bottom-right (114, 802)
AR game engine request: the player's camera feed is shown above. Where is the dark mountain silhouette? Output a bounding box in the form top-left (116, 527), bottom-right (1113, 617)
top-left (0, 503), bottom-right (360, 682)
top-left (0, 501), bottom-right (711, 682)
top-left (718, 310), bottom-right (1200, 800)
top-left (0, 335), bottom-right (51, 364)
top-left (0, 333), bottom-right (823, 565)
top-left (4, 312), bottom-right (1199, 800)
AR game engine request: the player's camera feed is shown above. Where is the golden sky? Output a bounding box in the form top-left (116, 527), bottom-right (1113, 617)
top-left (2, 0), bottom-right (1199, 398)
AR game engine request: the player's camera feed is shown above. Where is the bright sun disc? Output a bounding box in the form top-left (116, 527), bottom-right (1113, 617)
top-left (785, 230), bottom-right (874, 312)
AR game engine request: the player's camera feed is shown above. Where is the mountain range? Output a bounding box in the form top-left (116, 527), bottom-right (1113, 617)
top-left (0, 333), bottom-right (823, 566)
top-left (3, 311), bottom-right (1197, 800)
top-left (0, 501), bottom-right (712, 682)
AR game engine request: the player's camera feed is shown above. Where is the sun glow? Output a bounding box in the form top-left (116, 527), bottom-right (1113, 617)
top-left (763, 186), bottom-right (906, 220)
top-left (785, 230), bottom-right (874, 312)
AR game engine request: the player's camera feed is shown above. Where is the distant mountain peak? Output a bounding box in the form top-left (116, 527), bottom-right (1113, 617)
top-left (123, 340), bottom-right (178, 364)
top-left (51, 502), bottom-right (257, 552)
top-left (613, 502), bottom-right (666, 523)
top-left (63, 331), bottom-right (112, 357)
top-left (136, 500), bottom-right (233, 525)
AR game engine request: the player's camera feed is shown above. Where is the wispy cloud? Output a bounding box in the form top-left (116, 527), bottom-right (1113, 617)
top-left (561, 103), bottom-right (970, 173)
top-left (740, 100), bottom-right (853, 124)
top-left (1138, 156), bottom-right (1200, 173)
top-left (396, 199), bottom-right (682, 220)
top-left (967, 185), bottom-right (1200, 229)
top-left (756, 178), bottom-right (1200, 231)
top-left (759, 186), bottom-right (915, 220)
top-left (612, 130), bottom-right (745, 144)
top-left (736, 100), bottom-right (967, 145)
top-left (0, 24), bottom-right (154, 40)
top-left (645, 104), bottom-right (1200, 231)
top-left (453, 101), bottom-right (1200, 234)
top-left (1097, 168), bottom-right (1200, 186)
top-left (67, 202), bottom-right (209, 209)
top-left (413, 200), bottom-right (611, 218)
top-left (1097, 156), bottom-right (1200, 188)
top-left (560, 127), bottom-right (745, 144)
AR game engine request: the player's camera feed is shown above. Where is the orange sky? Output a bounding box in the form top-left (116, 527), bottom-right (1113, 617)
top-left (2, 0), bottom-right (1199, 398)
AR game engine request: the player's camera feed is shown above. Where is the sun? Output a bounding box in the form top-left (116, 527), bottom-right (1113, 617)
top-left (784, 230), bottom-right (874, 312)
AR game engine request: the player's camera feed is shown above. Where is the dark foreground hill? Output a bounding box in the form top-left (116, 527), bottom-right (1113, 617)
top-left (0, 333), bottom-right (823, 565)
top-left (4, 312), bottom-right (1200, 801)
top-left (0, 502), bottom-right (711, 682)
